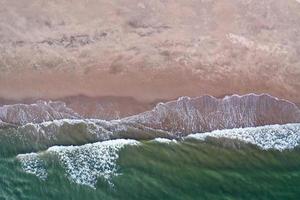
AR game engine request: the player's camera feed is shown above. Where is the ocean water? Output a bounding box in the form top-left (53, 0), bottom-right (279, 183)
top-left (1, 124), bottom-right (300, 199)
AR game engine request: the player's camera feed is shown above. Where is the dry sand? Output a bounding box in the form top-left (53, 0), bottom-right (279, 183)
top-left (0, 0), bottom-right (299, 105)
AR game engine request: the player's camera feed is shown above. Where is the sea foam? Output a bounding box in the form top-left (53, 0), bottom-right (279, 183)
top-left (17, 123), bottom-right (300, 189)
top-left (17, 139), bottom-right (140, 188)
top-left (17, 153), bottom-right (47, 180)
top-left (186, 123), bottom-right (300, 151)
top-left (152, 138), bottom-right (178, 144)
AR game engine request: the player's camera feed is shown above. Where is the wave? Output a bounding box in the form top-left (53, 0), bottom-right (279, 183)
top-left (0, 118), bottom-right (171, 154)
top-left (0, 100), bottom-right (80, 125)
top-left (0, 119), bottom-right (117, 155)
top-left (15, 123), bottom-right (300, 189)
top-left (17, 152), bottom-right (48, 180)
top-left (151, 138), bottom-right (178, 144)
top-left (186, 123), bottom-right (300, 151)
top-left (1, 94), bottom-right (300, 135)
top-left (123, 94), bottom-right (300, 134)
top-left (3, 93), bottom-right (300, 187)
top-left (17, 139), bottom-right (140, 189)
top-left (13, 121), bottom-right (299, 154)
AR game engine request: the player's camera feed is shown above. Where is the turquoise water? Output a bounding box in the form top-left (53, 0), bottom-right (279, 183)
top-left (1, 134), bottom-right (300, 200)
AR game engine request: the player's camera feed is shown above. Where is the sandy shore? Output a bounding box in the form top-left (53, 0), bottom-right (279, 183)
top-left (0, 66), bottom-right (299, 104)
top-left (0, 0), bottom-right (299, 105)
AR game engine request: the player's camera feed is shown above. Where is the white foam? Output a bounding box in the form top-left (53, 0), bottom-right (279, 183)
top-left (16, 123), bottom-right (300, 189)
top-left (152, 138), bottom-right (178, 144)
top-left (17, 153), bottom-right (47, 180)
top-left (20, 118), bottom-right (116, 141)
top-left (24, 118), bottom-right (116, 128)
top-left (17, 139), bottom-right (139, 188)
top-left (186, 123), bottom-right (300, 151)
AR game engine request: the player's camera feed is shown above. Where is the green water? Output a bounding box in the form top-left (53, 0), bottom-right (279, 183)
top-left (1, 138), bottom-right (300, 200)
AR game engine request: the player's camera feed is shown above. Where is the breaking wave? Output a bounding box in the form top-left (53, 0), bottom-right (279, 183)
top-left (151, 138), bottom-right (178, 144)
top-left (17, 153), bottom-right (47, 180)
top-left (186, 123), bottom-right (300, 151)
top-left (17, 139), bottom-right (140, 188)
top-left (15, 123), bottom-right (300, 189)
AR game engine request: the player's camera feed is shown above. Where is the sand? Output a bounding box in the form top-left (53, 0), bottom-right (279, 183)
top-left (0, 0), bottom-right (299, 104)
